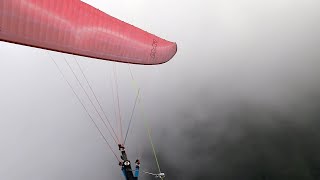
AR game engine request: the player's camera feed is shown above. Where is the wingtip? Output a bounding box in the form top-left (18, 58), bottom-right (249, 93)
top-left (158, 41), bottom-right (178, 65)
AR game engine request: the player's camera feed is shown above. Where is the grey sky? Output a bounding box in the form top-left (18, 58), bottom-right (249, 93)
top-left (1, 0), bottom-right (320, 179)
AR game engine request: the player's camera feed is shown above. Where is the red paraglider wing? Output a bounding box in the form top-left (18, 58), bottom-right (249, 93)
top-left (0, 0), bottom-right (177, 64)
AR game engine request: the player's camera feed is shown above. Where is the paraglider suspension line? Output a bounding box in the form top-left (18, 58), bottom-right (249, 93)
top-left (124, 88), bottom-right (140, 144)
top-left (48, 52), bottom-right (120, 162)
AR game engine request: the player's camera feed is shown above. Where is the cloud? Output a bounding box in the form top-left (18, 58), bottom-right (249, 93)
top-left (141, 90), bottom-right (320, 180)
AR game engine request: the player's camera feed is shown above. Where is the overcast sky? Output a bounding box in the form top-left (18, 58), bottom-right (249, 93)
top-left (1, 0), bottom-right (320, 179)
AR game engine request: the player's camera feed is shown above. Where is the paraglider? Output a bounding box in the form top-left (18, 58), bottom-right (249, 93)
top-left (0, 0), bottom-right (177, 179)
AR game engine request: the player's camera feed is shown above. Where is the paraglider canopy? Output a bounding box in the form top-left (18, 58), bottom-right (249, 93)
top-left (0, 0), bottom-right (177, 64)
top-left (0, 1), bottom-right (176, 179)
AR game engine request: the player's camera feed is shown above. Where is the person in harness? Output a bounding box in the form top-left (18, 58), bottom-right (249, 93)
top-left (119, 144), bottom-right (140, 180)
top-left (120, 159), bottom-right (140, 180)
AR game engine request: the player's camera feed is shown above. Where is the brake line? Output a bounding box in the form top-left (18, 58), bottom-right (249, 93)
top-left (127, 64), bottom-right (163, 177)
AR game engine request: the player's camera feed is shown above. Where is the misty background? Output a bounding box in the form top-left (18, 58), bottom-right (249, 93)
top-left (1, 0), bottom-right (320, 179)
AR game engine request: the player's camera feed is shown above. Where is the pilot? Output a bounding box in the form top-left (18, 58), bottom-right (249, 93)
top-left (120, 159), bottom-right (140, 180)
